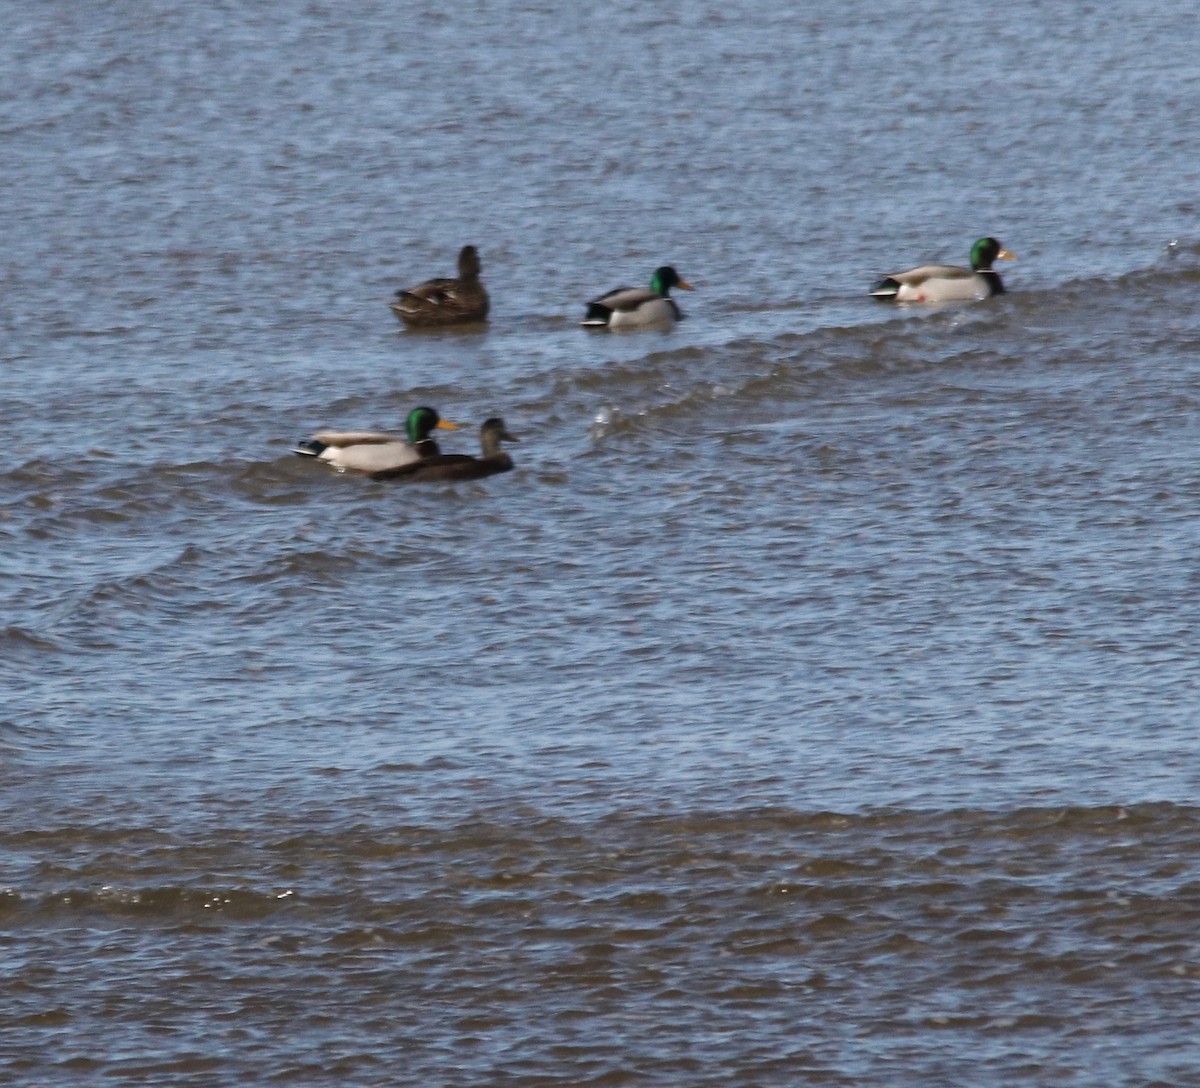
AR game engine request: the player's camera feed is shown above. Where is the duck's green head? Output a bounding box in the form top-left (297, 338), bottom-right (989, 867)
top-left (971, 237), bottom-right (1017, 270)
top-left (406, 406), bottom-right (459, 442)
top-left (650, 266), bottom-right (695, 296)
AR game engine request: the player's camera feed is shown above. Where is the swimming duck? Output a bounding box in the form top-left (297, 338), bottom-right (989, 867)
top-left (292, 406), bottom-right (458, 474)
top-left (390, 245), bottom-right (489, 327)
top-left (581, 265), bottom-right (694, 329)
top-left (370, 417), bottom-right (519, 482)
top-left (870, 237), bottom-right (1016, 302)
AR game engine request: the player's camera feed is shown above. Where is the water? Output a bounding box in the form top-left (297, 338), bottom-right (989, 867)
top-left (4, 2), bottom-right (1200, 1085)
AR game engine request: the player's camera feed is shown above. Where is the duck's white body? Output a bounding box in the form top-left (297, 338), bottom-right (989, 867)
top-left (871, 265), bottom-right (999, 303)
top-left (301, 432), bottom-right (425, 474)
top-left (583, 289), bottom-right (683, 329)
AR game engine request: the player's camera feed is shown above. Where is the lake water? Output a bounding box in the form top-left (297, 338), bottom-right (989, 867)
top-left (4, 2), bottom-right (1200, 1085)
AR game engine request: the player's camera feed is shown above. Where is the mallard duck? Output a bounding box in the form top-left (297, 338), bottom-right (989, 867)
top-left (870, 237), bottom-right (1016, 302)
top-left (370, 417), bottom-right (518, 482)
top-left (390, 245), bottom-right (489, 327)
top-left (581, 266), bottom-right (694, 329)
top-left (292, 406), bottom-right (458, 473)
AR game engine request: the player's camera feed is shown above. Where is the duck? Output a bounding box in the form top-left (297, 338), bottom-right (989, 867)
top-left (292, 406), bottom-right (458, 474)
top-left (370, 417), bottom-right (519, 482)
top-left (870, 237), bottom-right (1016, 302)
top-left (581, 265), bottom-right (694, 329)
top-left (390, 245), bottom-right (489, 327)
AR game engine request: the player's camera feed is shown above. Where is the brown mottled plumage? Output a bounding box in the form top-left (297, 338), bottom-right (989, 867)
top-left (390, 245), bottom-right (490, 327)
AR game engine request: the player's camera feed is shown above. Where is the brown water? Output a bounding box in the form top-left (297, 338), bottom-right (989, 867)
top-left (4, 2), bottom-right (1200, 1085)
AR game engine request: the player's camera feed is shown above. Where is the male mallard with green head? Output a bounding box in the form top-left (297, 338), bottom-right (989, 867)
top-left (581, 265), bottom-right (694, 329)
top-left (292, 406), bottom-right (458, 473)
top-left (870, 237), bottom-right (1016, 303)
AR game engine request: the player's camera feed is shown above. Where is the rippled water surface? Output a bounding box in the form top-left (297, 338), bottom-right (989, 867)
top-left (4, 2), bottom-right (1200, 1085)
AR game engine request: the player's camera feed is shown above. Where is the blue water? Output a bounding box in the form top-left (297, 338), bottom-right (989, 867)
top-left (4, 2), bottom-right (1200, 1085)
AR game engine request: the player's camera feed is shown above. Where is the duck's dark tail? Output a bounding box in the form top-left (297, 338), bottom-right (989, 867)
top-left (869, 276), bottom-right (901, 300)
top-left (580, 303), bottom-right (613, 327)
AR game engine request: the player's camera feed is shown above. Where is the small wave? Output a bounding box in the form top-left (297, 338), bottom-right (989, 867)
top-left (0, 624), bottom-right (63, 657)
top-left (577, 310), bottom-right (1031, 444)
top-left (0, 714), bottom-right (55, 758)
top-left (9, 884), bottom-right (294, 922)
top-left (1031, 238), bottom-right (1200, 299)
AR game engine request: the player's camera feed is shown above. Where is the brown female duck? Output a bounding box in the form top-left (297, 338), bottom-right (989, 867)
top-left (390, 245), bottom-right (490, 327)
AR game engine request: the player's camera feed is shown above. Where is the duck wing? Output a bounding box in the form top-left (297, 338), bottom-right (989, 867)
top-left (391, 277), bottom-right (489, 325)
top-left (591, 285), bottom-right (657, 311)
top-left (308, 430), bottom-right (401, 447)
top-left (396, 277), bottom-right (464, 305)
top-left (887, 263), bottom-right (974, 287)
